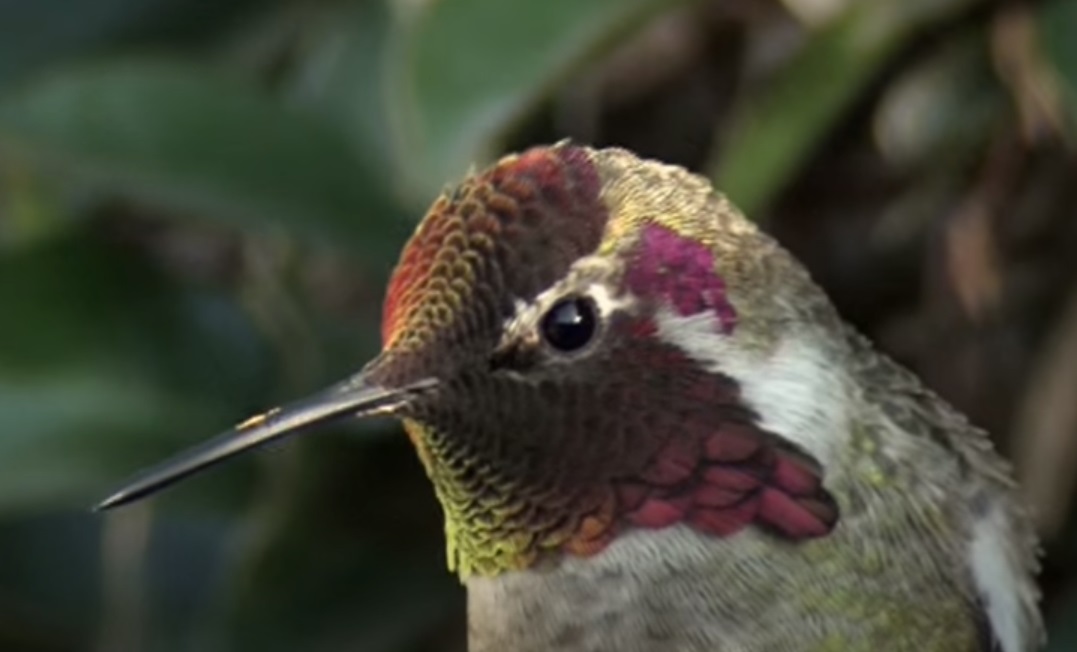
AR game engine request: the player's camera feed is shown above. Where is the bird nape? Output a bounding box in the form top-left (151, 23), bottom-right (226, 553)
top-left (97, 143), bottom-right (1044, 652)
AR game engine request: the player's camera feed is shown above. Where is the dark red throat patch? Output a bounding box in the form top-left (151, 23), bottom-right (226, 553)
top-left (562, 317), bottom-right (838, 557)
top-left (619, 423), bottom-right (838, 539)
top-left (566, 419), bottom-right (839, 555)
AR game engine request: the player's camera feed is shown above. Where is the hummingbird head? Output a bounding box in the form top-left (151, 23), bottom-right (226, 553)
top-left (99, 144), bottom-right (840, 579)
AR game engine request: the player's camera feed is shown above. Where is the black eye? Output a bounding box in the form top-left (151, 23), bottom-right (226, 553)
top-left (540, 297), bottom-right (598, 353)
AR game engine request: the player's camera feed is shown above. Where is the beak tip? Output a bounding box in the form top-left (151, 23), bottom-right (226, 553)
top-left (94, 483), bottom-right (154, 512)
top-left (93, 491), bottom-right (129, 512)
top-left (90, 374), bottom-right (433, 514)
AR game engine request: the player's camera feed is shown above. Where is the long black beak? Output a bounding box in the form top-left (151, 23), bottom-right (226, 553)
top-left (94, 374), bottom-right (436, 511)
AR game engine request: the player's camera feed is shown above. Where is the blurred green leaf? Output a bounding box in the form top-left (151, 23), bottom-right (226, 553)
top-left (395, 0), bottom-right (692, 199)
top-left (0, 161), bottom-right (73, 249)
top-left (0, 61), bottom-right (409, 261)
top-left (713, 0), bottom-right (975, 215)
top-left (1039, 0), bottom-right (1077, 130)
top-left (287, 0), bottom-right (396, 179)
top-left (0, 0), bottom-right (266, 92)
top-left (0, 231), bottom-right (270, 511)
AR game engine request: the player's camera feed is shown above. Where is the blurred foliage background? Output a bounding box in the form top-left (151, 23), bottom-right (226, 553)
top-left (0, 0), bottom-right (1075, 650)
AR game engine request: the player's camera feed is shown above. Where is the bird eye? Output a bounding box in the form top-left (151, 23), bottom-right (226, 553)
top-left (540, 297), bottom-right (598, 353)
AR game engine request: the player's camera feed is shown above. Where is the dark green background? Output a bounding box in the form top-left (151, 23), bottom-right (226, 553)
top-left (1, 0), bottom-right (1076, 650)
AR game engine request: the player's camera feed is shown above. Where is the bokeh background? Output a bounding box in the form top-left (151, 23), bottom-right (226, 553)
top-left (1, 0), bottom-right (1075, 650)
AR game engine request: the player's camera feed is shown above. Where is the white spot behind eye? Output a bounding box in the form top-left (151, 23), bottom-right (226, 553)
top-left (587, 283), bottom-right (633, 319)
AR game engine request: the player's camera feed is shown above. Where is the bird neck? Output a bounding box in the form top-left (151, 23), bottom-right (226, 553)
top-left (402, 418), bottom-right (581, 578)
top-left (403, 408), bottom-right (837, 581)
top-left (464, 498), bottom-right (985, 652)
top-left (400, 326), bottom-right (841, 580)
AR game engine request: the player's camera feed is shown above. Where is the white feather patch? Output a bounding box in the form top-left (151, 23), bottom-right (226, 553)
top-left (653, 308), bottom-right (851, 465)
top-left (970, 501), bottom-right (1025, 652)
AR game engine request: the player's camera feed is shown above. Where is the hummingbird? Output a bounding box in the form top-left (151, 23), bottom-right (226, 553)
top-left (98, 143), bottom-right (1043, 651)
